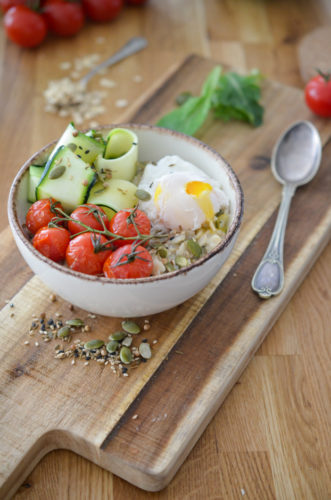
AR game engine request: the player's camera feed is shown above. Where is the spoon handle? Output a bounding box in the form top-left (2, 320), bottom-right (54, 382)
top-left (251, 183), bottom-right (296, 298)
top-left (80, 37), bottom-right (148, 87)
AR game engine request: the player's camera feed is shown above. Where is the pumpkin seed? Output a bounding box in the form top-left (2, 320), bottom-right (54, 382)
top-left (122, 336), bottom-right (133, 347)
top-left (66, 318), bottom-right (84, 327)
top-left (135, 188), bottom-right (151, 201)
top-left (139, 342), bottom-right (152, 359)
top-left (109, 331), bottom-right (126, 341)
top-left (121, 320), bottom-right (140, 334)
top-left (157, 246), bottom-right (168, 258)
top-left (165, 262), bottom-right (175, 272)
top-left (84, 339), bottom-right (104, 350)
top-left (67, 142), bottom-right (77, 152)
top-left (120, 346), bottom-right (133, 364)
top-left (49, 165), bottom-right (66, 179)
top-left (175, 255), bottom-right (188, 268)
top-left (186, 239), bottom-right (202, 258)
top-left (106, 340), bottom-right (119, 353)
top-left (57, 326), bottom-right (70, 338)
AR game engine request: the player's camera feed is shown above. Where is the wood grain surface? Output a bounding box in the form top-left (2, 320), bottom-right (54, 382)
top-left (0, 1), bottom-right (330, 499)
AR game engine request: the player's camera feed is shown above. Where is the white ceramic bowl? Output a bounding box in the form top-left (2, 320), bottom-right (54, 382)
top-left (8, 124), bottom-right (243, 317)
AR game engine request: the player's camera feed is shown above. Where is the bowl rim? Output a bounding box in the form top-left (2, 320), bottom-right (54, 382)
top-left (8, 123), bottom-right (244, 285)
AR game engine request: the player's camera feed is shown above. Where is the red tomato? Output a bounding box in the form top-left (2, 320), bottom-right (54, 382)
top-left (43, 0), bottom-right (84, 37)
top-left (26, 198), bottom-right (63, 235)
top-left (103, 243), bottom-right (153, 279)
top-left (108, 209), bottom-right (151, 247)
top-left (33, 226), bottom-right (70, 262)
top-left (82, 0), bottom-right (123, 22)
top-left (4, 6), bottom-right (47, 48)
top-left (125, 0), bottom-right (148, 5)
top-left (66, 232), bottom-right (112, 275)
top-left (0, 0), bottom-right (25, 14)
top-left (68, 204), bottom-right (108, 235)
top-left (305, 71), bottom-right (331, 117)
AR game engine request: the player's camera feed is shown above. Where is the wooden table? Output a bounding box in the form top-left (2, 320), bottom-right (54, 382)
top-left (1, 1), bottom-right (330, 498)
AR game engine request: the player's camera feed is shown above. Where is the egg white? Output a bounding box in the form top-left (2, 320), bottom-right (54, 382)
top-left (138, 155), bottom-right (228, 231)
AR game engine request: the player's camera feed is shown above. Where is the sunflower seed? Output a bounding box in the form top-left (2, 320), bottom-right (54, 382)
top-left (120, 346), bottom-right (133, 364)
top-left (49, 165), bottom-right (66, 179)
top-left (121, 320), bottom-right (140, 334)
top-left (139, 342), bottom-right (152, 359)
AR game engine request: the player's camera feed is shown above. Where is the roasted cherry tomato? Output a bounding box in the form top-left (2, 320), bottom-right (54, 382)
top-left (42, 0), bottom-right (84, 37)
top-left (82, 0), bottom-right (123, 22)
top-left (26, 198), bottom-right (63, 235)
top-left (305, 71), bottom-right (331, 118)
top-left (33, 226), bottom-right (70, 262)
top-left (4, 6), bottom-right (47, 48)
top-left (103, 243), bottom-right (153, 279)
top-left (108, 209), bottom-right (151, 247)
top-left (68, 204), bottom-right (108, 235)
top-left (0, 0), bottom-right (25, 14)
top-left (66, 232), bottom-right (112, 275)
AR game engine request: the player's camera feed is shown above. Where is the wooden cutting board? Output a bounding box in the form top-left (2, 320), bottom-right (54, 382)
top-left (1, 55), bottom-right (330, 499)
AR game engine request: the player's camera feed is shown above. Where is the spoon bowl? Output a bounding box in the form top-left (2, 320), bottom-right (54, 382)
top-left (272, 120), bottom-right (322, 186)
top-left (252, 120), bottom-right (322, 299)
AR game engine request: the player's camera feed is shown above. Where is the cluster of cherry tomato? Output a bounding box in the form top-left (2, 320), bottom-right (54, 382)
top-left (1, 0), bottom-right (148, 48)
top-left (25, 198), bottom-right (154, 279)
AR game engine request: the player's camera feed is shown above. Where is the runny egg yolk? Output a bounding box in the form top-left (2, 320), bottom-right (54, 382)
top-left (185, 181), bottom-right (214, 221)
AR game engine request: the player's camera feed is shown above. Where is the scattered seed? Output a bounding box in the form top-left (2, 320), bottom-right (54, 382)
top-left (187, 239), bottom-right (202, 258)
top-left (157, 246), bottom-right (168, 259)
top-left (35, 342), bottom-right (39, 347)
top-left (49, 165), bottom-right (66, 179)
top-left (57, 326), bottom-right (71, 338)
top-left (66, 318), bottom-right (84, 327)
top-left (175, 255), bottom-right (188, 268)
top-left (122, 336), bottom-right (133, 347)
top-left (143, 324), bottom-right (150, 331)
top-left (132, 414), bottom-right (138, 420)
top-left (49, 294), bottom-right (57, 302)
top-left (135, 188), bottom-right (151, 201)
top-left (109, 331), bottom-right (126, 341)
top-left (120, 346), bottom-right (133, 364)
top-left (139, 342), bottom-right (152, 359)
top-left (84, 361), bottom-right (89, 366)
top-left (71, 360), bottom-right (75, 365)
top-left (84, 339), bottom-right (104, 350)
top-left (24, 341), bottom-right (30, 345)
top-left (152, 339), bottom-right (158, 344)
top-left (106, 340), bottom-right (119, 353)
top-left (122, 320), bottom-right (140, 334)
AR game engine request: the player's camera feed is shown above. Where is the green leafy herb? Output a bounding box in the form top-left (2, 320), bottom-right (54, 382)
top-left (156, 66), bottom-right (264, 136)
top-left (212, 70), bottom-right (263, 126)
top-left (156, 66), bottom-right (221, 136)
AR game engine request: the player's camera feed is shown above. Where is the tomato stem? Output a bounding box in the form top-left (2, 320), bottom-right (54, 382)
top-left (316, 68), bottom-right (331, 83)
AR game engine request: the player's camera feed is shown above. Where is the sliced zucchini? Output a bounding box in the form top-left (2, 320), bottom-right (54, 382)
top-left (28, 165), bottom-right (44, 203)
top-left (51, 123), bottom-right (105, 164)
top-left (36, 146), bottom-right (97, 213)
top-left (94, 128), bottom-right (138, 182)
top-left (87, 179), bottom-right (138, 218)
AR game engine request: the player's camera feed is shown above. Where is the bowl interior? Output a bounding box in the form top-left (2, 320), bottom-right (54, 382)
top-left (9, 124), bottom-right (243, 281)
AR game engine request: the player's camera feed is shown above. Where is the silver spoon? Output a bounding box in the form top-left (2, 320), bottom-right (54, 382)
top-left (251, 120), bottom-right (322, 299)
top-left (80, 36), bottom-right (148, 87)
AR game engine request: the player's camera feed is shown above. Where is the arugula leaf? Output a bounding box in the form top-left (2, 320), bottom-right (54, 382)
top-left (212, 70), bottom-right (264, 126)
top-left (156, 66), bottom-right (221, 136)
